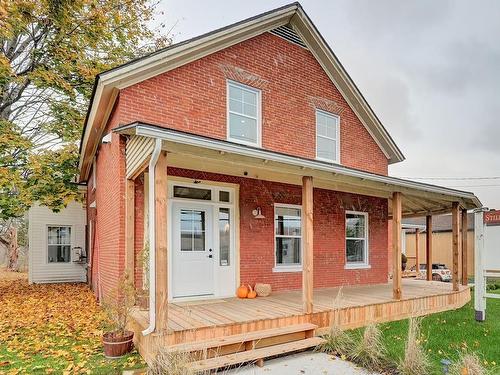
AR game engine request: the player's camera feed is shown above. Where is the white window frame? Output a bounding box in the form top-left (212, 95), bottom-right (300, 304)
top-left (273, 203), bottom-right (303, 273)
top-left (345, 210), bottom-right (370, 269)
top-left (47, 225), bottom-right (72, 264)
top-left (226, 80), bottom-right (262, 147)
top-left (315, 109), bottom-right (340, 164)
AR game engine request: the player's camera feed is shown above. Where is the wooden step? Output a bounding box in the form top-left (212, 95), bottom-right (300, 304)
top-left (168, 323), bottom-right (318, 353)
top-left (188, 336), bottom-right (326, 372)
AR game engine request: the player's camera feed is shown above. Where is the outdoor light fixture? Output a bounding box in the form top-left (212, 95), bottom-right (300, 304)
top-left (252, 207), bottom-right (265, 219)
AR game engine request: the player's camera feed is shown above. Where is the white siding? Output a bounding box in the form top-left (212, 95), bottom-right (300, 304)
top-left (126, 135), bottom-right (154, 178)
top-left (28, 201), bottom-right (87, 284)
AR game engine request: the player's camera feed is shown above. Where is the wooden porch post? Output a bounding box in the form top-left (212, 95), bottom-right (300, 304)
top-left (426, 215), bottom-right (433, 281)
top-left (415, 228), bottom-right (420, 273)
top-left (392, 192), bottom-right (402, 300)
top-left (461, 209), bottom-right (468, 285)
top-left (125, 179), bottom-right (135, 284)
top-left (302, 176), bottom-right (314, 314)
top-left (155, 150), bottom-right (168, 331)
top-left (452, 202), bottom-right (460, 292)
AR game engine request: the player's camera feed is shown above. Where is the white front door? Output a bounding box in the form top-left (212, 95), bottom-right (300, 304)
top-left (172, 202), bottom-right (215, 298)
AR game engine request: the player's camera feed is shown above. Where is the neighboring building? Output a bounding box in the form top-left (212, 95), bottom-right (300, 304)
top-left (63, 2), bottom-right (481, 360)
top-left (28, 202), bottom-right (87, 284)
top-left (402, 213), bottom-right (475, 278)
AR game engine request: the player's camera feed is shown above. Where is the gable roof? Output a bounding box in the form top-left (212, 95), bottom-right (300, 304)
top-left (78, 2), bottom-right (405, 181)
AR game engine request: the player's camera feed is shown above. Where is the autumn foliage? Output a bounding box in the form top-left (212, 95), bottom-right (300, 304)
top-left (0, 273), bottom-right (143, 374)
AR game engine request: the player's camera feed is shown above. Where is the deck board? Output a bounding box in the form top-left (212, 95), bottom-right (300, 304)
top-left (130, 279), bottom-right (470, 359)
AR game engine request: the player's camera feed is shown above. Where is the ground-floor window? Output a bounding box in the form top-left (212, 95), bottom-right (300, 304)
top-left (47, 226), bottom-right (71, 263)
top-left (274, 204), bottom-right (302, 271)
top-left (345, 211), bottom-right (369, 268)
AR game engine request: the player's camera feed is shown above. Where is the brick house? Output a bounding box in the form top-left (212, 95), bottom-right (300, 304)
top-left (77, 2), bottom-right (480, 360)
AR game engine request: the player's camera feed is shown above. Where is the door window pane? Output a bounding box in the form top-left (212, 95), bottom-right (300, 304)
top-left (180, 210), bottom-right (205, 251)
top-left (47, 226), bottom-right (71, 263)
top-left (219, 208), bottom-right (230, 266)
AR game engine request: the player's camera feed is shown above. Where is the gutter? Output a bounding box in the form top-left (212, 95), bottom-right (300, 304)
top-left (142, 138), bottom-right (163, 336)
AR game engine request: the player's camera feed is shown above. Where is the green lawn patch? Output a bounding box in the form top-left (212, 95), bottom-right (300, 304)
top-left (376, 298), bottom-right (500, 374)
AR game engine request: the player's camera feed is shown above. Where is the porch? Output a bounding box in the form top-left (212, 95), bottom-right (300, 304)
top-left (130, 279), bottom-right (470, 360)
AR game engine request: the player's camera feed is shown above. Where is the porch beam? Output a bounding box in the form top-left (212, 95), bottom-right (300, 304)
top-left (415, 228), bottom-right (420, 274)
top-left (155, 150), bottom-right (168, 331)
top-left (426, 215), bottom-right (433, 282)
top-left (302, 176), bottom-right (314, 314)
top-left (125, 179), bottom-right (135, 284)
top-left (392, 192), bottom-right (402, 300)
top-left (452, 202), bottom-right (460, 292)
top-left (461, 209), bottom-right (468, 285)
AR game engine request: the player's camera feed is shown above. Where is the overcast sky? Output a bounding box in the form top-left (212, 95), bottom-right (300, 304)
top-left (155, 0), bottom-right (500, 209)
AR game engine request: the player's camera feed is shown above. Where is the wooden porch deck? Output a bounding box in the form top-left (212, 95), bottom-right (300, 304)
top-left (130, 279), bottom-right (470, 360)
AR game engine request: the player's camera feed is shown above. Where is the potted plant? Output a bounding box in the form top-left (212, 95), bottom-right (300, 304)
top-left (401, 253), bottom-right (407, 271)
top-left (102, 273), bottom-right (136, 358)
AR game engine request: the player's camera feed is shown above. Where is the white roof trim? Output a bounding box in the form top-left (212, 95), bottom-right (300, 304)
top-left (116, 123), bottom-right (481, 209)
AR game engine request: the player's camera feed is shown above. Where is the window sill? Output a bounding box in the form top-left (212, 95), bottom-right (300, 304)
top-left (344, 264), bottom-right (371, 270)
top-left (272, 266), bottom-right (302, 273)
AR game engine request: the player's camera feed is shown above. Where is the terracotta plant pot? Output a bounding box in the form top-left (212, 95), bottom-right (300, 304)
top-left (102, 330), bottom-right (134, 358)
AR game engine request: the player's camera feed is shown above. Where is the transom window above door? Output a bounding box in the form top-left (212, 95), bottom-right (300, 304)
top-left (227, 81), bottom-right (261, 147)
top-left (316, 109), bottom-right (340, 163)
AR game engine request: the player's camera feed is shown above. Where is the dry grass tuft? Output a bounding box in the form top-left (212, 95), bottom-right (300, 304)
top-left (352, 324), bottom-right (387, 371)
top-left (449, 352), bottom-right (488, 375)
top-left (147, 349), bottom-right (196, 375)
top-left (320, 324), bottom-right (354, 357)
top-left (398, 317), bottom-right (431, 375)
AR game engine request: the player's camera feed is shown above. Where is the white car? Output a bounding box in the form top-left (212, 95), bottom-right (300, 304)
top-left (414, 263), bottom-right (452, 282)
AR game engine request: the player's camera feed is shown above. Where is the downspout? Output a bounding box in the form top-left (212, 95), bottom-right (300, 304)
top-left (142, 138), bottom-right (163, 336)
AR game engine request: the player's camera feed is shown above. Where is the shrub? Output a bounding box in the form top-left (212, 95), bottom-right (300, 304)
top-left (398, 317), bottom-right (431, 375)
top-left (147, 349), bottom-right (195, 375)
top-left (320, 324), bottom-right (354, 357)
top-left (449, 353), bottom-right (487, 375)
top-left (352, 324), bottom-right (387, 371)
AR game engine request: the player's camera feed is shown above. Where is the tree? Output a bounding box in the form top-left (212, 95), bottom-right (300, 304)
top-left (0, 0), bottom-right (170, 219)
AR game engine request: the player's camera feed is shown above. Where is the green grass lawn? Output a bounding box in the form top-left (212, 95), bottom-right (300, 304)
top-left (376, 298), bottom-right (500, 374)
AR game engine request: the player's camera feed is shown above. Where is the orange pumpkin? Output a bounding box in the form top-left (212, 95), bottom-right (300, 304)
top-left (237, 285), bottom-right (249, 298)
top-left (247, 285), bottom-right (257, 299)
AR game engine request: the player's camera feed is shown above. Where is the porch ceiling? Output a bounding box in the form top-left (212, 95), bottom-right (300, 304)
top-left (116, 123), bottom-right (482, 218)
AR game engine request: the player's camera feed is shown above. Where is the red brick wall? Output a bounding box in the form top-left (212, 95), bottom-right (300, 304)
top-left (89, 105), bottom-right (127, 299)
top-left (166, 167), bottom-right (388, 291)
top-left (117, 33), bottom-right (388, 175)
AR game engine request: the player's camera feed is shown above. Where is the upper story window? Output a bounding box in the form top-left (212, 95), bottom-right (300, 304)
top-left (227, 81), bottom-right (261, 147)
top-left (316, 110), bottom-right (340, 163)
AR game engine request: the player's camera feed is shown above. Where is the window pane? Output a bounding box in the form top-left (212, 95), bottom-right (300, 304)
top-left (243, 90), bottom-right (257, 105)
top-left (317, 112), bottom-right (337, 139)
top-left (229, 98), bottom-right (243, 113)
top-left (180, 210), bottom-right (205, 252)
top-left (243, 103), bottom-right (257, 117)
top-left (174, 186), bottom-right (211, 200)
top-left (346, 214), bottom-right (365, 238)
top-left (219, 191), bottom-right (230, 202)
top-left (346, 239), bottom-right (365, 263)
top-left (219, 208), bottom-right (230, 266)
top-left (48, 245), bottom-right (71, 263)
top-left (229, 113), bottom-right (257, 143)
top-left (276, 238), bottom-right (301, 265)
top-left (229, 85), bottom-right (242, 101)
top-left (317, 137), bottom-right (336, 161)
top-left (275, 207), bottom-right (301, 236)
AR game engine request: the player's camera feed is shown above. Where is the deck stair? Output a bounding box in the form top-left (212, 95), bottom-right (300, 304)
top-left (167, 323), bottom-right (325, 372)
